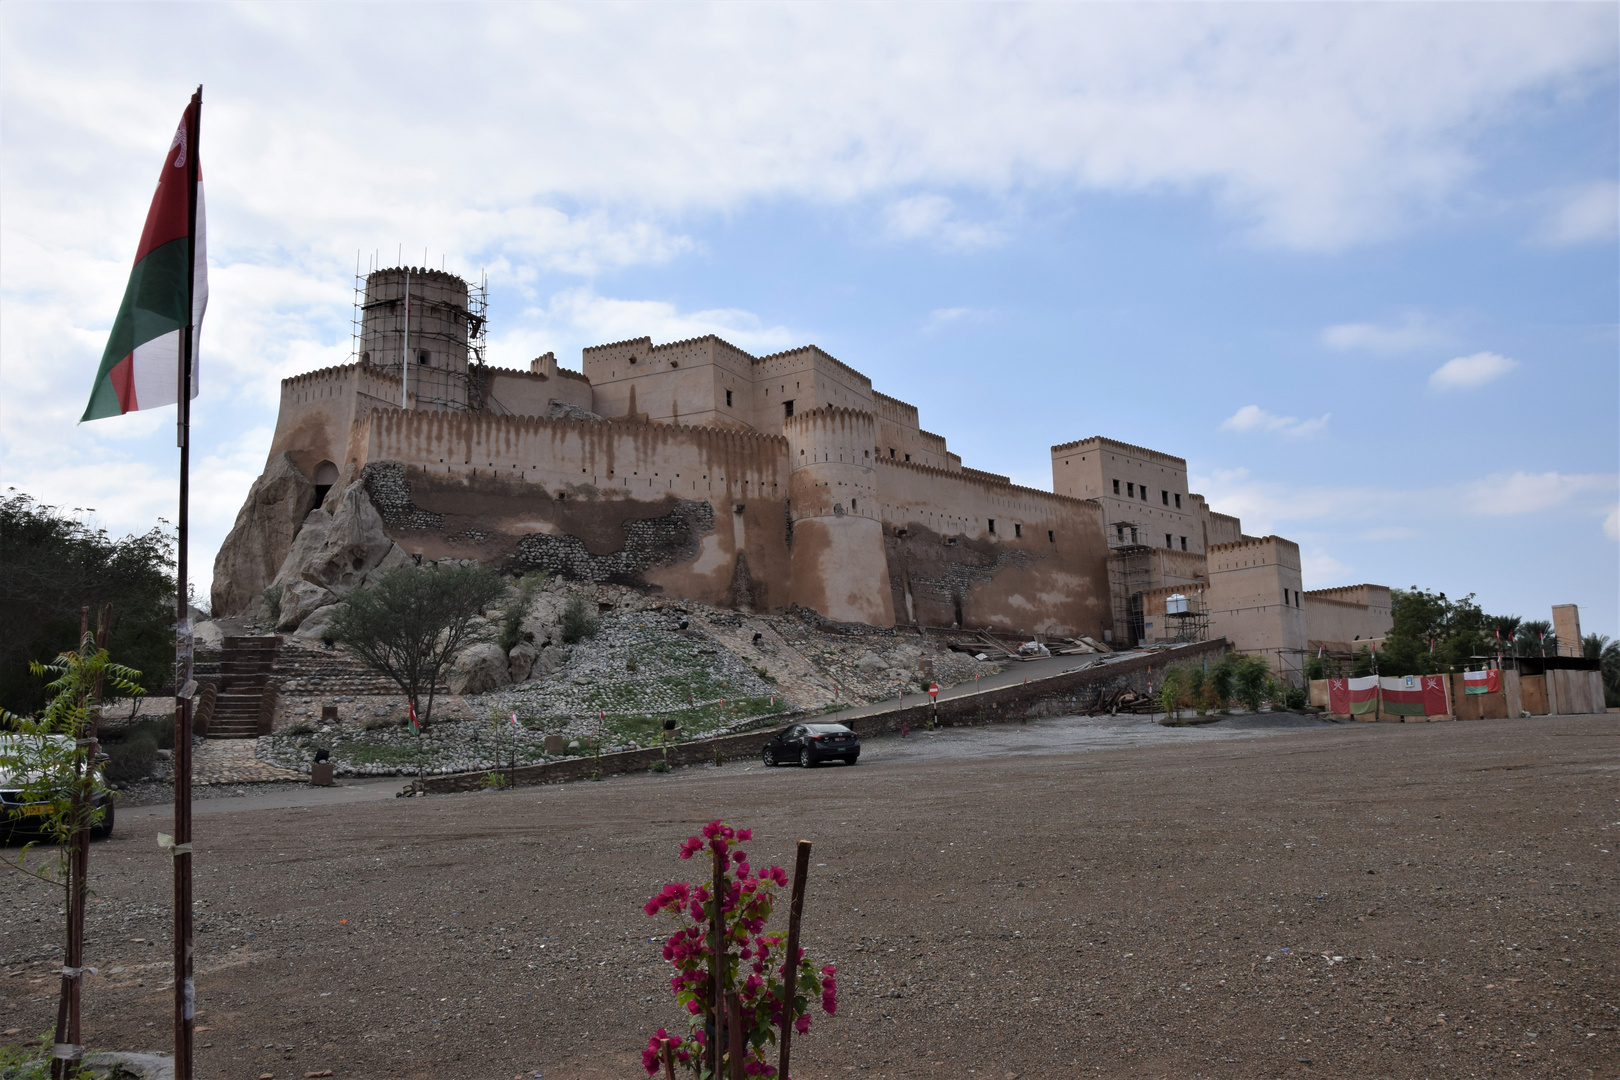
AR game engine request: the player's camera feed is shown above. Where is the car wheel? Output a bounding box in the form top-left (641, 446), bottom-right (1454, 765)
top-left (90, 799), bottom-right (114, 840)
top-left (762, 747), bottom-right (776, 767)
top-left (844, 756), bottom-right (859, 765)
top-left (799, 748), bottom-right (814, 768)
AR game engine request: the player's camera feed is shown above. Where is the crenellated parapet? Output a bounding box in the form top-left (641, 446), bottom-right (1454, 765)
top-left (783, 406), bottom-right (878, 521)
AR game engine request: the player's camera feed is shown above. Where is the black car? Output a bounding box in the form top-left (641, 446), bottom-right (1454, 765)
top-left (761, 723), bottom-right (860, 768)
top-left (0, 736), bottom-right (114, 842)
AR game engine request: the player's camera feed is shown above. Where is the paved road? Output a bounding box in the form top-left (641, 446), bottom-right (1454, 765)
top-left (816, 648), bottom-right (1129, 723)
top-left (119, 777), bottom-right (402, 819)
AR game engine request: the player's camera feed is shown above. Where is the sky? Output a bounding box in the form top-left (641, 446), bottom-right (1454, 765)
top-left (2, 3), bottom-right (1616, 636)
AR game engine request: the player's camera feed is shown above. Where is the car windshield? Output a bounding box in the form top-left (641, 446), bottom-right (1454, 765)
top-left (805, 725), bottom-right (852, 734)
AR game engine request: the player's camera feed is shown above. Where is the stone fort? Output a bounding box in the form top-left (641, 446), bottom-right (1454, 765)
top-left (213, 267), bottom-right (1391, 680)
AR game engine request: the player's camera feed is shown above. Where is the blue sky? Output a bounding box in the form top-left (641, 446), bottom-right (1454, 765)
top-left (2, 3), bottom-right (1616, 635)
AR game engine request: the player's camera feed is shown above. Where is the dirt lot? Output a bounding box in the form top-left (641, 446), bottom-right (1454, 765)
top-left (2, 713), bottom-right (1616, 1079)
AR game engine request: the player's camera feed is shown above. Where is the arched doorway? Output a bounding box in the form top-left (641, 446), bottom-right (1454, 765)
top-left (312, 460), bottom-right (339, 507)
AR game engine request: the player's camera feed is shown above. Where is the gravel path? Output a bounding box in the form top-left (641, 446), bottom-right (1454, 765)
top-left (1, 713), bottom-right (1614, 1078)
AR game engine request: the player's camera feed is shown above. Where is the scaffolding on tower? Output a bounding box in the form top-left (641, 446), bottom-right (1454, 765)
top-left (1105, 519), bottom-right (1152, 648)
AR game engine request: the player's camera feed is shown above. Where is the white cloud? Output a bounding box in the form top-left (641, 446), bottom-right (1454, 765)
top-left (1321, 313), bottom-right (1450, 353)
top-left (520, 288), bottom-right (799, 358)
top-left (1606, 505), bottom-right (1619, 541)
top-left (1459, 471), bottom-right (1615, 516)
top-left (1538, 181), bottom-right (1620, 247)
top-left (1220, 405), bottom-right (1330, 439)
top-left (924, 306), bottom-right (992, 331)
top-left (1301, 550), bottom-right (1354, 586)
top-left (1429, 351), bottom-right (1517, 391)
top-left (882, 195), bottom-right (1006, 251)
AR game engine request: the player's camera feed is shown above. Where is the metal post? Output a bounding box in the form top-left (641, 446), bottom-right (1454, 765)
top-left (170, 85), bottom-right (202, 1080)
top-left (402, 268), bottom-right (410, 408)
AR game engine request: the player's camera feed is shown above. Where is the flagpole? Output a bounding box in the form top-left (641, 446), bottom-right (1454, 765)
top-left (172, 83), bottom-right (202, 1080)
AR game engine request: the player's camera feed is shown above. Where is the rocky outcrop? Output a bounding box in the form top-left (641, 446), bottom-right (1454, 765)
top-left (508, 640), bottom-right (539, 683)
top-left (210, 453), bottom-right (317, 616)
top-left (449, 643), bottom-right (512, 695)
top-left (267, 480), bottom-right (414, 632)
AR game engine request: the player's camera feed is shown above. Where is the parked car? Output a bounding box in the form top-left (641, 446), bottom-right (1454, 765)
top-left (0, 735), bottom-right (114, 842)
top-left (761, 723), bottom-right (860, 768)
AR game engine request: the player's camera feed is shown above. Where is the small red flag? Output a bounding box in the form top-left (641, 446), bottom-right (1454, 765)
top-left (407, 700), bottom-right (420, 734)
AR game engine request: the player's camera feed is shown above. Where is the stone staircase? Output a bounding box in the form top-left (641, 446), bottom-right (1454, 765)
top-left (273, 642), bottom-right (447, 697)
top-left (212, 636), bottom-right (282, 739)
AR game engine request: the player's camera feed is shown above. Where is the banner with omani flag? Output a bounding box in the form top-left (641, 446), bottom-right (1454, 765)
top-left (1464, 669), bottom-right (1500, 696)
top-left (1328, 675), bottom-right (1379, 716)
top-left (1421, 674), bottom-right (1449, 717)
top-left (1378, 675), bottom-right (1427, 717)
top-left (81, 104), bottom-right (207, 420)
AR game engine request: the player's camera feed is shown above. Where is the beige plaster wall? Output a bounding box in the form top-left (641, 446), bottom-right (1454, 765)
top-left (1051, 437), bottom-right (1198, 552)
top-left (1205, 535), bottom-right (1308, 683)
top-left (1551, 604), bottom-right (1583, 657)
top-left (1304, 586), bottom-right (1393, 645)
top-left (874, 457), bottom-right (1110, 637)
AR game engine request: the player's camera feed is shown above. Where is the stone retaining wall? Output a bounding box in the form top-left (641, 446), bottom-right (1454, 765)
top-left (410, 639), bottom-right (1228, 793)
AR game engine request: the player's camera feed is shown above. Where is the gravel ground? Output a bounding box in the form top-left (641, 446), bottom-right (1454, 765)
top-left (1, 713), bottom-right (1614, 1079)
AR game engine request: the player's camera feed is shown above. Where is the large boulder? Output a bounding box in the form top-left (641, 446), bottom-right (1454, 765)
top-left (268, 482), bottom-right (404, 631)
top-left (530, 644), bottom-right (571, 679)
top-left (449, 643), bottom-right (512, 696)
top-left (210, 453), bottom-right (318, 617)
top-left (291, 602), bottom-right (344, 643)
top-left (276, 580), bottom-right (336, 632)
top-left (508, 641), bottom-right (539, 683)
top-left (854, 651), bottom-right (887, 676)
top-left (193, 620), bottom-right (225, 649)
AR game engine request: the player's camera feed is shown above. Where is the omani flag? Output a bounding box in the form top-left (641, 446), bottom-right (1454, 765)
top-left (82, 103), bottom-right (206, 420)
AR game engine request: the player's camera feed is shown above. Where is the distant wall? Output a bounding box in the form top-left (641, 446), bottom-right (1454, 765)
top-left (1304, 585), bottom-right (1393, 645)
top-left (1206, 536), bottom-right (1307, 683)
top-left (876, 458), bottom-right (1109, 637)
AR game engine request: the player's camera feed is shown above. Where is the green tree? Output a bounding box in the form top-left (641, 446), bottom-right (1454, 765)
top-left (1601, 640), bottom-right (1620, 709)
top-left (328, 563), bottom-right (506, 726)
top-left (1381, 587), bottom-right (1490, 675)
top-left (0, 491), bottom-right (173, 715)
top-left (1581, 633), bottom-right (1608, 661)
top-left (1516, 620), bottom-right (1554, 657)
top-left (1, 634), bottom-right (143, 1077)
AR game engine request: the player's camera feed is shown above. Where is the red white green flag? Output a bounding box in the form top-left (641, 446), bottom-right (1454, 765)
top-left (1329, 675), bottom-right (1379, 715)
top-left (81, 101), bottom-right (206, 420)
top-left (1464, 669), bottom-right (1499, 695)
top-left (1379, 675), bottom-right (1426, 717)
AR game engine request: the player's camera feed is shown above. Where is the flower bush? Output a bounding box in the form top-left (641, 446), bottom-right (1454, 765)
top-left (642, 821), bottom-right (836, 1077)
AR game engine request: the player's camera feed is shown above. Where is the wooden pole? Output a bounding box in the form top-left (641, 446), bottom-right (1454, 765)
top-left (661, 1037), bottom-right (675, 1080)
top-left (777, 839), bottom-right (813, 1080)
top-left (727, 992), bottom-right (744, 1080)
top-left (708, 844), bottom-right (724, 1077)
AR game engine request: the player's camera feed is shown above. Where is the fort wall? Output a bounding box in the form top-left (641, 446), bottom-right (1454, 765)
top-left (874, 457), bottom-right (1110, 637)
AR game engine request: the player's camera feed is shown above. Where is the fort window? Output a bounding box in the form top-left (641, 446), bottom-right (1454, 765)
top-left (1126, 482), bottom-right (1134, 497)
top-left (1162, 490), bottom-right (1169, 505)
top-left (1048, 530), bottom-right (1055, 543)
top-left (988, 519), bottom-right (996, 534)
top-left (1174, 493), bottom-right (1182, 508)
top-left (784, 400), bottom-right (794, 417)
top-left (904, 453), bottom-right (911, 462)
top-left (669, 361), bottom-right (678, 368)
top-left (1166, 533), bottom-right (1173, 548)
top-left (417, 350), bottom-right (429, 365)
top-left (629, 356), bottom-right (638, 364)
top-left (1180, 536), bottom-right (1187, 551)
top-left (726, 390), bottom-right (733, 407)
top-left (1113, 479), bottom-right (1120, 495)
top-left (1014, 523), bottom-right (1022, 538)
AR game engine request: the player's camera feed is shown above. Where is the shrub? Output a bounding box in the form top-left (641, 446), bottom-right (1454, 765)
top-left (285, 722), bottom-right (314, 737)
top-left (363, 716), bottom-right (401, 731)
top-left (560, 596), bottom-right (598, 644)
top-left (103, 733), bottom-right (157, 784)
top-left (649, 759), bottom-right (669, 773)
top-left (262, 585), bottom-right (282, 622)
top-left (641, 822), bottom-right (836, 1075)
top-left (481, 771), bottom-right (509, 790)
top-left (1284, 686), bottom-right (1309, 711)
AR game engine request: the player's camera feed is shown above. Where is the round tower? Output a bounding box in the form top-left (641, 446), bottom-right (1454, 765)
top-left (359, 267), bottom-right (472, 410)
top-left (784, 407), bottom-right (895, 627)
